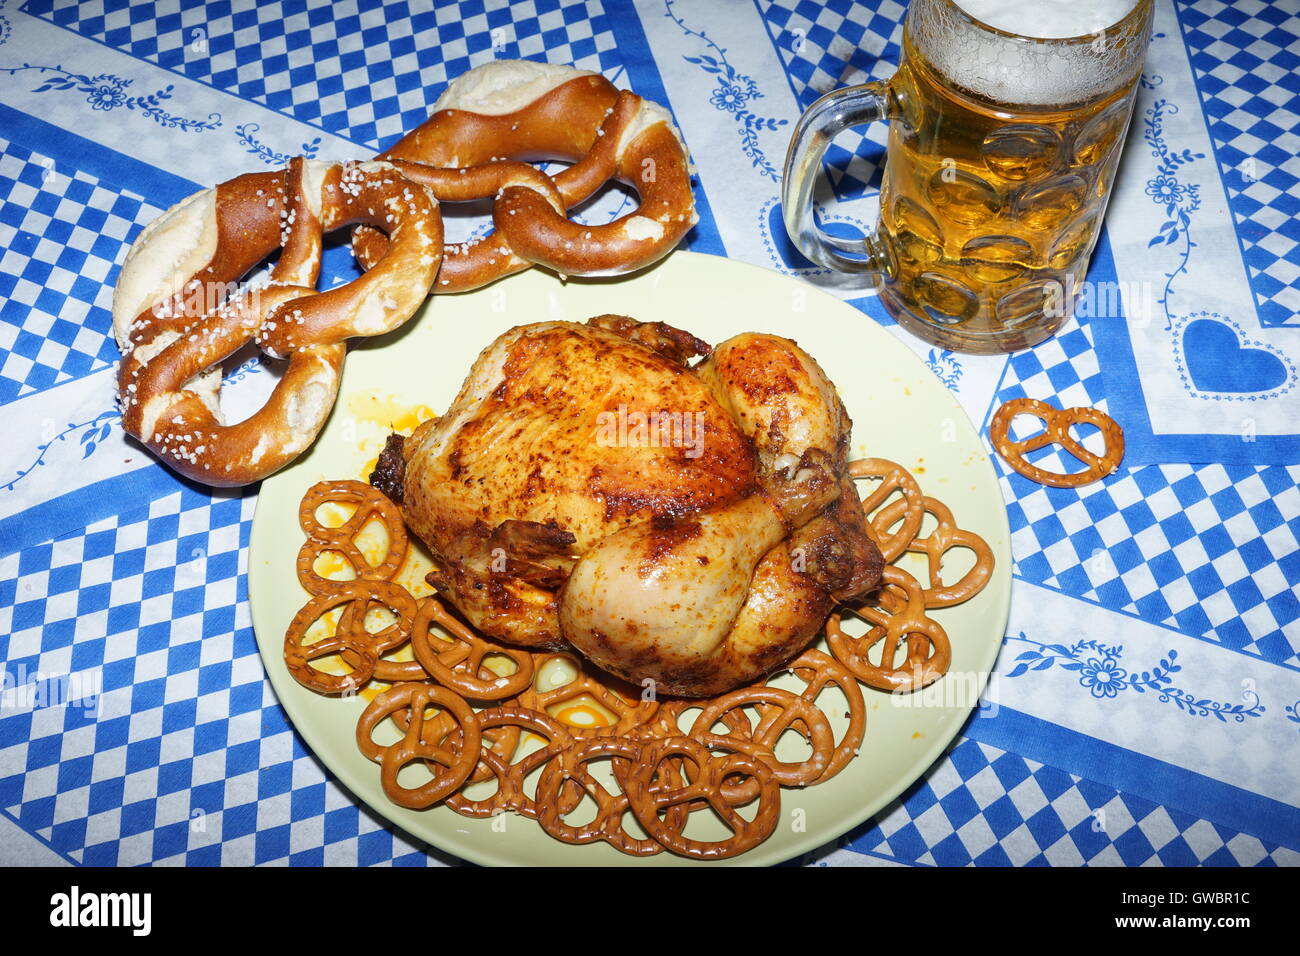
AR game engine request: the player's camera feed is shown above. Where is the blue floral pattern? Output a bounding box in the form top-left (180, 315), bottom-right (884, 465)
top-left (664, 0), bottom-right (787, 181)
top-left (235, 122), bottom-right (322, 166)
top-left (1140, 83), bottom-right (1293, 401)
top-left (2, 359), bottom-right (262, 494)
top-left (1005, 633), bottom-right (1266, 722)
top-left (0, 64), bottom-right (221, 132)
top-left (1141, 93), bottom-right (1203, 332)
top-left (221, 356), bottom-right (264, 386)
top-left (925, 349), bottom-right (962, 389)
top-left (2, 410), bottom-right (119, 492)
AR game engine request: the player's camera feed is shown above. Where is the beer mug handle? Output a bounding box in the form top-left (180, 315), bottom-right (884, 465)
top-left (782, 82), bottom-right (888, 276)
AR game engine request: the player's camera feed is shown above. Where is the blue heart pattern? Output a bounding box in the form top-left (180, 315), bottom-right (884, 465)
top-left (1178, 314), bottom-right (1293, 398)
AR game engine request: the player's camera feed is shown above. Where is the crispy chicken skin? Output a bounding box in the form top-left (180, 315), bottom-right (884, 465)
top-left (379, 316), bottom-right (881, 696)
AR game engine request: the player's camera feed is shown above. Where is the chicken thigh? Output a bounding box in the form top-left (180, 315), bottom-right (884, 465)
top-left (375, 316), bottom-right (881, 696)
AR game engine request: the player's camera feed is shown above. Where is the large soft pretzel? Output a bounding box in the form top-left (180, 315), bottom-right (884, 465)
top-left (112, 61), bottom-right (696, 486)
top-left (352, 60), bottom-right (698, 290)
top-left (113, 158), bottom-right (443, 485)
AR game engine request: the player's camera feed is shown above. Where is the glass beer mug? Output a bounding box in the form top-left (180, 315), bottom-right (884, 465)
top-left (783, 0), bottom-right (1154, 353)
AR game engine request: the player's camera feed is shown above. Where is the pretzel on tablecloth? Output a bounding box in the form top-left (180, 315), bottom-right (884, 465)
top-left (989, 397), bottom-right (1125, 488)
top-left (113, 157), bottom-right (443, 486)
top-left (353, 60), bottom-right (698, 290)
top-left (112, 62), bottom-right (696, 486)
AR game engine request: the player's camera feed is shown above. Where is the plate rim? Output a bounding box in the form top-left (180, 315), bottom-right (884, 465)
top-left (248, 250), bottom-right (1013, 866)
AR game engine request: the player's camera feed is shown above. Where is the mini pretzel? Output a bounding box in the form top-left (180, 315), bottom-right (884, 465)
top-left (428, 714), bottom-right (522, 792)
top-left (283, 580), bottom-right (418, 694)
top-left (990, 397), bottom-right (1124, 488)
top-left (849, 458), bottom-right (926, 562)
top-left (354, 61), bottom-right (697, 290)
top-left (296, 480), bottom-right (409, 594)
top-left (518, 652), bottom-right (659, 738)
top-left (688, 687), bottom-right (835, 792)
top-left (826, 566), bottom-right (951, 693)
top-left (444, 705), bottom-right (576, 819)
top-left (409, 596), bottom-right (535, 700)
top-left (535, 736), bottom-right (678, 856)
top-left (626, 735), bottom-right (780, 861)
top-left (355, 682), bottom-right (481, 809)
top-left (765, 649), bottom-right (867, 784)
top-left (872, 495), bottom-right (994, 608)
top-left (113, 157), bottom-right (442, 486)
top-left (288, 449), bottom-right (996, 856)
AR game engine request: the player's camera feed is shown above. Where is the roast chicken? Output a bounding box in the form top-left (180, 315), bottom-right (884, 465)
top-left (371, 315), bottom-right (883, 696)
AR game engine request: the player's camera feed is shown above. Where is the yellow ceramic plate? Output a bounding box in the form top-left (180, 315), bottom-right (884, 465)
top-left (248, 252), bottom-right (1012, 866)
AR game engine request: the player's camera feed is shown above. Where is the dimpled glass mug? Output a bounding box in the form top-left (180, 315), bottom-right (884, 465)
top-left (782, 0), bottom-right (1153, 354)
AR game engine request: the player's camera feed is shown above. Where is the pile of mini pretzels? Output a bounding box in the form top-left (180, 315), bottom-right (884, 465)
top-left (111, 61), bottom-right (697, 487)
top-left (285, 452), bottom-right (994, 861)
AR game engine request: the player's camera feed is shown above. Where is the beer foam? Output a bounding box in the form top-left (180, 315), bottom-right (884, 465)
top-left (912, 0), bottom-right (1149, 107)
top-left (952, 0), bottom-right (1139, 39)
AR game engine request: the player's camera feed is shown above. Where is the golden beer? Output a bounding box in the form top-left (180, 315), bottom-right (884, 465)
top-left (783, 0), bottom-right (1154, 353)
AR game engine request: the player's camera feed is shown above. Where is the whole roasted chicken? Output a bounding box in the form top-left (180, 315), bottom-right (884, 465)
top-left (372, 316), bottom-right (882, 696)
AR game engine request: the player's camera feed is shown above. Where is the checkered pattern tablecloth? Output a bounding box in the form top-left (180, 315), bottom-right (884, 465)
top-left (1, 0), bottom-right (1297, 867)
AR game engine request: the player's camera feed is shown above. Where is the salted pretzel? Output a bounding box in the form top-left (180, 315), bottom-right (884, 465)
top-left (764, 649), bottom-right (867, 784)
top-left (113, 158), bottom-right (443, 485)
top-left (990, 397), bottom-right (1125, 488)
top-left (535, 736), bottom-right (679, 856)
top-left (114, 63), bottom-right (694, 486)
top-left (626, 735), bottom-right (781, 861)
top-left (417, 711), bottom-right (523, 791)
top-left (282, 453), bottom-right (998, 858)
top-left (353, 60), bottom-right (697, 290)
top-left (444, 705), bottom-right (576, 820)
top-left (290, 480), bottom-right (428, 684)
top-left (689, 686), bottom-right (835, 793)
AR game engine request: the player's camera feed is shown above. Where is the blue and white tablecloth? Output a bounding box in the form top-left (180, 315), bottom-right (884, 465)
top-left (0, 0), bottom-right (1297, 866)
